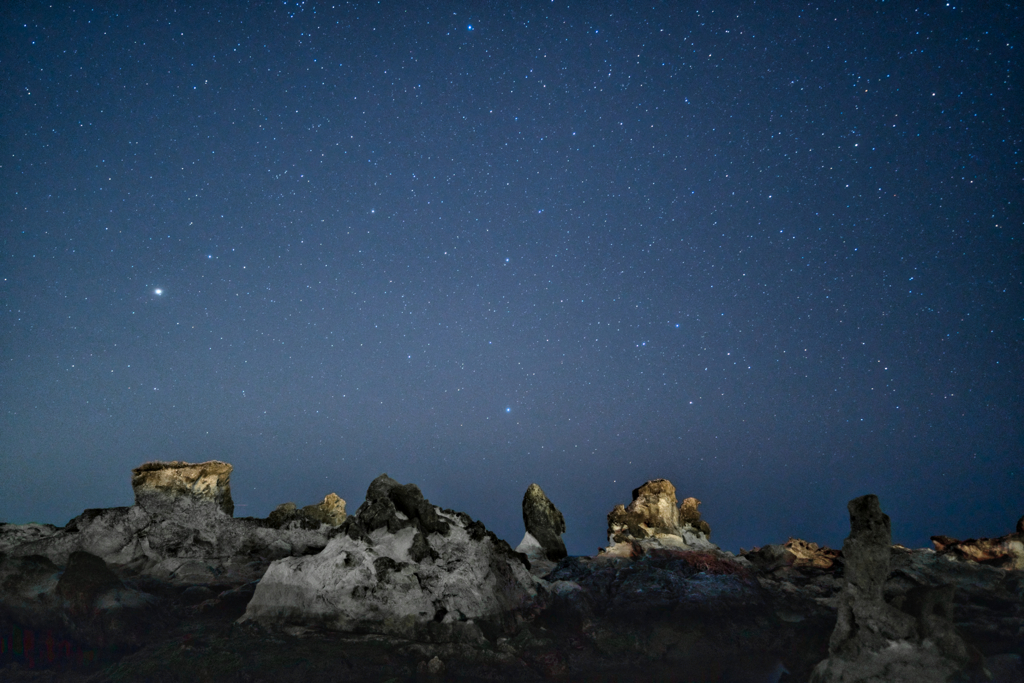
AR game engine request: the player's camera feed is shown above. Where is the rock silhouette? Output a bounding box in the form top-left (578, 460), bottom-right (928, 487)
top-left (810, 494), bottom-right (975, 683)
top-left (514, 483), bottom-right (567, 572)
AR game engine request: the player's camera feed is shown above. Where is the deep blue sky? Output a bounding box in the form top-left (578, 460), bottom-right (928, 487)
top-left (2, 2), bottom-right (1020, 555)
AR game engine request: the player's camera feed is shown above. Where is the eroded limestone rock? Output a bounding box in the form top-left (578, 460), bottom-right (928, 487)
top-left (602, 479), bottom-right (716, 555)
top-left (810, 495), bottom-right (974, 683)
top-left (240, 474), bottom-right (537, 643)
top-left (131, 460), bottom-right (234, 516)
top-left (931, 520), bottom-right (1024, 571)
top-left (266, 492), bottom-right (347, 529)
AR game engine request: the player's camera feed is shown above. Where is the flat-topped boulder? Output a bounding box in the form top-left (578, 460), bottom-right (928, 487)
top-left (131, 460), bottom-right (234, 516)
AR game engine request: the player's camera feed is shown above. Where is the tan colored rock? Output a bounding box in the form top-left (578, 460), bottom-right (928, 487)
top-left (131, 460), bottom-right (234, 516)
top-left (785, 538), bottom-right (840, 570)
top-left (301, 493), bottom-right (347, 526)
top-left (603, 479), bottom-right (717, 554)
top-left (607, 479), bottom-right (681, 541)
top-left (679, 496), bottom-right (711, 536)
top-left (267, 493), bottom-right (347, 529)
top-left (931, 527), bottom-right (1024, 571)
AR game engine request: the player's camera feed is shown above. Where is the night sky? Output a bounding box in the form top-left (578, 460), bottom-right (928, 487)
top-left (2, 2), bottom-right (1020, 556)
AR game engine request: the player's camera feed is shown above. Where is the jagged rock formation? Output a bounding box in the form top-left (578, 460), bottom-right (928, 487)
top-left (602, 478), bottom-right (716, 556)
top-left (931, 520), bottom-right (1024, 571)
top-left (131, 460), bottom-right (235, 516)
top-left (240, 474), bottom-right (537, 643)
top-left (514, 484), bottom-right (567, 576)
top-left (1, 461), bottom-right (341, 587)
top-left (266, 492), bottom-right (347, 529)
top-left (0, 466), bottom-right (1021, 682)
top-left (0, 459), bottom-right (348, 658)
top-left (744, 538), bottom-right (841, 572)
top-left (810, 495), bottom-right (976, 683)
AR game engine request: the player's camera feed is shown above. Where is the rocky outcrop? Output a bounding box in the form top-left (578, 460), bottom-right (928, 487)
top-left (744, 538), bottom-right (841, 573)
top-left (131, 460), bottom-right (234, 516)
top-left (931, 523), bottom-right (1024, 571)
top-left (1, 468), bottom-right (1021, 681)
top-left (240, 474), bottom-right (537, 643)
top-left (266, 493), bottom-right (347, 529)
top-left (602, 479), bottom-right (716, 556)
top-left (514, 484), bottom-right (566, 576)
top-left (810, 495), bottom-right (976, 683)
top-left (1, 462), bottom-right (338, 587)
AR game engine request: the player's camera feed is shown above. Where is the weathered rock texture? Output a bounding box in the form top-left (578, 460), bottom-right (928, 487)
top-left (744, 538), bottom-right (841, 572)
top-left (603, 479), bottom-right (716, 556)
top-left (931, 525), bottom-right (1024, 571)
top-left (515, 483), bottom-right (567, 567)
top-left (0, 459), bottom-right (348, 658)
top-left (810, 495), bottom-right (975, 683)
top-left (266, 492), bottom-right (347, 529)
top-left (131, 460), bottom-right (234, 516)
top-left (1, 467), bottom-right (1022, 682)
top-left (241, 474), bottom-right (537, 643)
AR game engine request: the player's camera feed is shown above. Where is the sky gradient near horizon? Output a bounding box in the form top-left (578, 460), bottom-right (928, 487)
top-left (2, 2), bottom-right (1020, 555)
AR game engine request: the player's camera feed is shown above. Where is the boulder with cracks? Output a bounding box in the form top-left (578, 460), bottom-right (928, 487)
top-left (240, 474), bottom-right (537, 643)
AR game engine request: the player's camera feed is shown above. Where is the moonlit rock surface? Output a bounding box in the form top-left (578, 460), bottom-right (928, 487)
top-left (241, 474), bottom-right (537, 642)
top-left (131, 460), bottom-right (234, 516)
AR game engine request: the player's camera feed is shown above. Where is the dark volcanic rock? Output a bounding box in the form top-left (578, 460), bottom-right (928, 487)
top-left (515, 483), bottom-right (567, 566)
top-left (810, 494), bottom-right (976, 683)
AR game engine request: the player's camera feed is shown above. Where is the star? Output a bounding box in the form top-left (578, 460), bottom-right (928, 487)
top-left (154, 288), bottom-right (163, 296)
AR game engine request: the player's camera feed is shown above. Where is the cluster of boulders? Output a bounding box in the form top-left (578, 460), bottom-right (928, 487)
top-left (1, 460), bottom-right (1021, 682)
top-left (0, 460), bottom-right (346, 650)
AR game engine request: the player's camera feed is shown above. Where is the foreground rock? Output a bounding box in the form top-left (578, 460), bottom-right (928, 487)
top-left (601, 478), bottom-right (716, 556)
top-left (1, 469), bottom-right (1021, 681)
top-left (514, 483), bottom-right (567, 576)
top-left (241, 474), bottom-right (537, 643)
top-left (810, 495), bottom-right (976, 683)
top-left (0, 460), bottom-right (347, 654)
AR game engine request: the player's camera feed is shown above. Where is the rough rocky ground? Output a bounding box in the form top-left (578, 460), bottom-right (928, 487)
top-left (1, 464), bottom-right (1021, 682)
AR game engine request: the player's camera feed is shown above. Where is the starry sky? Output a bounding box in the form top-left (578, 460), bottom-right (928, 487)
top-left (2, 2), bottom-right (1020, 556)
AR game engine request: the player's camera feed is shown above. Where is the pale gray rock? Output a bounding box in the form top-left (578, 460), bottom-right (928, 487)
top-left (0, 461), bottom-right (338, 588)
top-left (810, 494), bottom-right (974, 683)
top-left (241, 474), bottom-right (538, 643)
top-left (515, 531), bottom-right (557, 578)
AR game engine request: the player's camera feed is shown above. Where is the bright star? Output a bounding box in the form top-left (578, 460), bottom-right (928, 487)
top-left (505, 407), bottom-right (511, 413)
top-left (154, 288), bottom-right (163, 296)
